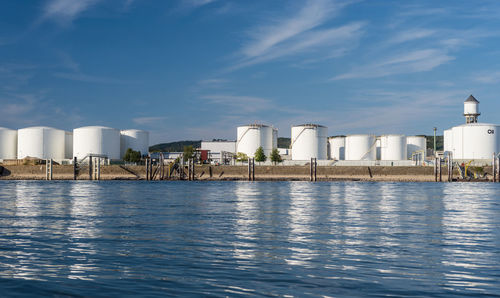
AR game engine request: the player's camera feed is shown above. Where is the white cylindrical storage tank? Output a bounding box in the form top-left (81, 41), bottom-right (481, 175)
top-left (380, 135), bottom-right (407, 160)
top-left (443, 129), bottom-right (453, 153)
top-left (0, 127), bottom-right (17, 160)
top-left (291, 124), bottom-right (328, 160)
top-left (328, 136), bottom-right (345, 160)
top-left (17, 127), bottom-right (65, 160)
top-left (406, 136), bottom-right (426, 159)
top-left (451, 124), bottom-right (498, 160)
top-left (345, 135), bottom-right (376, 160)
top-left (65, 131), bottom-right (73, 159)
top-left (73, 126), bottom-right (121, 160)
top-left (120, 129), bottom-right (150, 158)
top-left (236, 124), bottom-right (276, 158)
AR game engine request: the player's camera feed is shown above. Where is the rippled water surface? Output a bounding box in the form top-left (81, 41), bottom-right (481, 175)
top-left (0, 181), bottom-right (499, 296)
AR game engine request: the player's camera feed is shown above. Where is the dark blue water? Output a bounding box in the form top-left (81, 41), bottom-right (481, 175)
top-left (0, 181), bottom-right (499, 297)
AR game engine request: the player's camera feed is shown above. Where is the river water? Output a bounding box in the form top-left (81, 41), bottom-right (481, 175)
top-left (0, 181), bottom-right (499, 296)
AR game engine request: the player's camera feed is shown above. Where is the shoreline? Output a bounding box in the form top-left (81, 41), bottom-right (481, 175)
top-left (0, 164), bottom-right (493, 182)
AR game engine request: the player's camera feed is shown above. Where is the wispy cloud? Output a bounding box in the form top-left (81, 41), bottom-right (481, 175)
top-left (332, 49), bottom-right (454, 80)
top-left (133, 116), bottom-right (167, 126)
top-left (231, 0), bottom-right (359, 69)
top-left (473, 71), bottom-right (500, 84)
top-left (52, 72), bottom-right (132, 84)
top-left (201, 94), bottom-right (273, 113)
top-left (386, 28), bottom-right (435, 44)
top-left (41, 0), bottom-right (102, 23)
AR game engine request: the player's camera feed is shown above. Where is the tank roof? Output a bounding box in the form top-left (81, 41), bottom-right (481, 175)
top-left (455, 123), bottom-right (498, 127)
top-left (75, 125), bottom-right (118, 130)
top-left (464, 94), bottom-right (479, 103)
top-left (239, 124), bottom-right (271, 128)
top-left (18, 126), bottom-right (62, 131)
top-left (293, 124), bottom-right (326, 128)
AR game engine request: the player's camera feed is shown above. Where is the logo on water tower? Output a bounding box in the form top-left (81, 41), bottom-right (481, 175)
top-left (488, 129), bottom-right (495, 134)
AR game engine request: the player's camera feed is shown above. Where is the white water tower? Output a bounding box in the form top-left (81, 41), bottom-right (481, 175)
top-left (464, 95), bottom-right (480, 124)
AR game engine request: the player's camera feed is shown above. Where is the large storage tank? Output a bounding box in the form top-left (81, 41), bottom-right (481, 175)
top-left (0, 127), bottom-right (17, 160)
top-left (17, 127), bottom-right (66, 160)
top-left (120, 129), bottom-right (150, 158)
top-left (328, 136), bottom-right (345, 160)
top-left (65, 131), bottom-right (73, 159)
top-left (345, 135), bottom-right (376, 160)
top-left (291, 124), bottom-right (328, 160)
top-left (73, 126), bottom-right (121, 160)
top-left (406, 136), bottom-right (426, 159)
top-left (450, 124), bottom-right (498, 160)
top-left (380, 135), bottom-right (407, 160)
top-left (236, 124), bottom-right (276, 158)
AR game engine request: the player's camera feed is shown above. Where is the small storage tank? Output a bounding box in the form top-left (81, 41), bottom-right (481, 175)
top-left (450, 124), bottom-right (498, 160)
top-left (380, 135), bottom-right (407, 160)
top-left (0, 127), bottom-right (17, 160)
top-left (65, 131), bottom-right (73, 159)
top-left (345, 135), bottom-right (376, 160)
top-left (120, 129), bottom-right (150, 158)
top-left (17, 126), bottom-right (66, 160)
top-left (406, 136), bottom-right (426, 159)
top-left (291, 124), bottom-right (328, 160)
top-left (236, 124), bottom-right (276, 158)
top-left (328, 136), bottom-right (345, 160)
top-left (73, 126), bottom-right (121, 160)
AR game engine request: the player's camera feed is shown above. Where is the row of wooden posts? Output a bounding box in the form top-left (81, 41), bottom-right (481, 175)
top-left (43, 154), bottom-right (500, 182)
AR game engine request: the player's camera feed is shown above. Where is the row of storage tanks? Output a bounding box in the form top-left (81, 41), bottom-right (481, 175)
top-left (236, 124), bottom-right (426, 161)
top-left (0, 126), bottom-right (149, 161)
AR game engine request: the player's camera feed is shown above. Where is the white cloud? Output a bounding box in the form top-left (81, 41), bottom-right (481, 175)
top-left (473, 71), bottom-right (500, 84)
top-left (201, 94), bottom-right (273, 113)
top-left (133, 117), bottom-right (167, 126)
top-left (42, 0), bottom-right (101, 23)
top-left (332, 49), bottom-right (454, 80)
top-left (387, 28), bottom-right (435, 44)
top-left (52, 72), bottom-right (131, 84)
top-left (231, 0), bottom-right (358, 69)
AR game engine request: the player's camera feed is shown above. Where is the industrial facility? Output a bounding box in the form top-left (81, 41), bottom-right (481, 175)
top-left (0, 125), bottom-right (149, 163)
top-left (1, 95), bottom-right (496, 167)
top-left (443, 95), bottom-right (499, 161)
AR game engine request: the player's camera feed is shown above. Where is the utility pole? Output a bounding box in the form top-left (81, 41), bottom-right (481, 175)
top-left (433, 127), bottom-right (437, 157)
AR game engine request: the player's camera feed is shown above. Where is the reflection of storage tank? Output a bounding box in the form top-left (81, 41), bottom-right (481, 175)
top-left (328, 136), bottom-right (345, 160)
top-left (73, 126), bottom-right (121, 160)
top-left (236, 124), bottom-right (277, 158)
top-left (291, 124), bottom-right (328, 160)
top-left (406, 136), bottom-right (426, 159)
top-left (17, 127), bottom-right (66, 160)
top-left (120, 129), bottom-right (150, 158)
top-left (0, 127), bottom-right (17, 160)
top-left (345, 135), bottom-right (376, 160)
top-left (380, 135), bottom-right (407, 160)
top-left (450, 124), bottom-right (498, 159)
top-left (65, 131), bottom-right (73, 159)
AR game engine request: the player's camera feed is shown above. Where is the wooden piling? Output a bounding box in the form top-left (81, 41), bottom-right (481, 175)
top-left (45, 159), bottom-right (52, 180)
top-left (497, 157), bottom-right (500, 183)
top-left (493, 153), bottom-right (497, 182)
top-left (89, 157), bottom-right (93, 180)
top-left (73, 157), bottom-right (77, 180)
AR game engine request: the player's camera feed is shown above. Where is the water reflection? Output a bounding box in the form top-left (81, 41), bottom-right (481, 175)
top-left (441, 183), bottom-right (497, 292)
top-left (286, 182), bottom-right (319, 267)
top-left (232, 182), bottom-right (260, 262)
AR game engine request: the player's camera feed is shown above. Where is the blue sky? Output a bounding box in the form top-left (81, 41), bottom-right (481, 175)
top-left (1, 0), bottom-right (500, 144)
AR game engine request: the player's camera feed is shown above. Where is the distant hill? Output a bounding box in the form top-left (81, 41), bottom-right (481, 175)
top-left (149, 140), bottom-right (201, 152)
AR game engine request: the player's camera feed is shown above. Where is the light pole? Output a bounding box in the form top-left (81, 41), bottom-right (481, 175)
top-left (433, 127), bottom-right (437, 156)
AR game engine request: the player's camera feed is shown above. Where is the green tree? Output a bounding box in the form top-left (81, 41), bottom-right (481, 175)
top-left (254, 146), bottom-right (267, 163)
top-left (123, 148), bottom-right (141, 163)
top-left (183, 145), bottom-right (195, 161)
top-left (236, 152), bottom-right (249, 162)
top-left (270, 148), bottom-right (282, 165)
